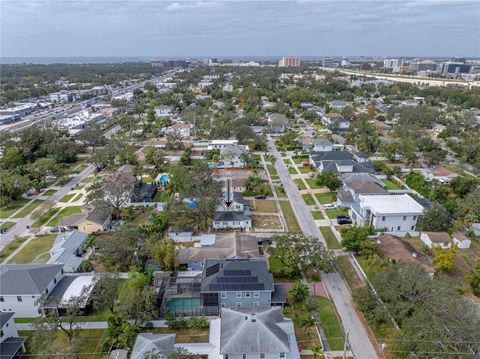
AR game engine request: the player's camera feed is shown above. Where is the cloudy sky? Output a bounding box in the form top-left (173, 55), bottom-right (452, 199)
top-left (1, 0), bottom-right (479, 58)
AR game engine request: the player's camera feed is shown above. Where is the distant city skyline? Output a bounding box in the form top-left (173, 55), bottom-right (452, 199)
top-left (1, 0), bottom-right (479, 58)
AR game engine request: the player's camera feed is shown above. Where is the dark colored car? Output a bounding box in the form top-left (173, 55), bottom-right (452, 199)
top-left (49, 227), bottom-right (60, 233)
top-left (337, 218), bottom-right (353, 225)
top-left (257, 237), bottom-right (272, 246)
top-left (254, 195), bottom-right (266, 199)
top-left (336, 214), bottom-right (350, 220)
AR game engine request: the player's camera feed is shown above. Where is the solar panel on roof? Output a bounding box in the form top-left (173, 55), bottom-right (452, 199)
top-left (223, 269), bottom-right (251, 276)
top-left (217, 276), bottom-right (258, 283)
top-left (209, 283), bottom-right (264, 291)
top-left (206, 263), bottom-right (220, 277)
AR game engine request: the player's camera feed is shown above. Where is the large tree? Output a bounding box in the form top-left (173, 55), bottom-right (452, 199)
top-left (315, 171), bottom-right (342, 192)
top-left (416, 203), bottom-right (451, 232)
top-left (97, 224), bottom-right (140, 271)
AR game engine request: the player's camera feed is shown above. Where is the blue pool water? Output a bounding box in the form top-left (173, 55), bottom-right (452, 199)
top-left (167, 297), bottom-right (201, 311)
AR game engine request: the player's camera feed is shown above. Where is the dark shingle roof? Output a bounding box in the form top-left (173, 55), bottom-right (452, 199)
top-left (0, 264), bottom-right (63, 295)
top-left (0, 337), bottom-right (26, 359)
top-left (213, 211), bottom-right (250, 222)
top-left (310, 151), bottom-right (354, 162)
top-left (0, 312), bottom-right (14, 328)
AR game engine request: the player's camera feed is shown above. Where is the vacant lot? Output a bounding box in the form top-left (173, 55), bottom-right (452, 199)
top-left (252, 214), bottom-right (282, 230)
top-left (9, 234), bottom-right (57, 264)
top-left (254, 199), bottom-right (278, 213)
top-left (280, 201), bottom-right (301, 233)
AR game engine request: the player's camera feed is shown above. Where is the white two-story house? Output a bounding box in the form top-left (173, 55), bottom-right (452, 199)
top-left (350, 194), bottom-right (424, 237)
top-left (218, 145), bottom-right (249, 169)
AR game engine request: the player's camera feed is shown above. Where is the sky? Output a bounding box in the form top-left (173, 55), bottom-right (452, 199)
top-left (1, 0), bottom-right (479, 58)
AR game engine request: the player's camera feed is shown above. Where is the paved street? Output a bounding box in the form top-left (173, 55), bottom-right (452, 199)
top-left (267, 137), bottom-right (379, 359)
top-left (0, 164), bottom-right (96, 251)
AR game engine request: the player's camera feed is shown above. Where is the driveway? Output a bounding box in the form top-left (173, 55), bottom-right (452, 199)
top-left (267, 137), bottom-right (379, 359)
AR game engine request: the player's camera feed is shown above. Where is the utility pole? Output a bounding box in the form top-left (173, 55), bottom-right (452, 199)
top-left (343, 329), bottom-right (350, 359)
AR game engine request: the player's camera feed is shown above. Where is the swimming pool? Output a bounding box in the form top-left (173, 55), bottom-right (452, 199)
top-left (166, 297), bottom-right (201, 312)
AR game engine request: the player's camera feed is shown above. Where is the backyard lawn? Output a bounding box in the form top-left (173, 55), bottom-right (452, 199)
top-left (0, 236), bottom-right (29, 263)
top-left (283, 301), bottom-right (321, 350)
top-left (32, 208), bottom-right (60, 228)
top-left (154, 190), bottom-right (171, 202)
top-left (319, 226), bottom-right (342, 249)
top-left (252, 215), bottom-right (282, 230)
top-left (381, 178), bottom-right (402, 190)
top-left (302, 194), bottom-right (316, 205)
top-left (325, 207), bottom-right (349, 219)
top-left (294, 179), bottom-right (306, 190)
top-left (9, 234), bottom-right (57, 264)
top-left (59, 193), bottom-right (76, 203)
top-left (315, 192), bottom-right (336, 204)
top-left (305, 178), bottom-right (321, 189)
top-left (0, 198), bottom-right (30, 218)
top-left (151, 328), bottom-right (210, 343)
top-left (19, 329), bottom-right (107, 359)
top-left (280, 201), bottom-right (301, 233)
top-left (48, 206), bottom-right (83, 226)
top-left (315, 296), bottom-right (345, 351)
top-left (254, 199), bottom-right (278, 213)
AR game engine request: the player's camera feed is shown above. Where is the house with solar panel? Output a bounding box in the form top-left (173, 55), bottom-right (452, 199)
top-left (200, 258), bottom-right (286, 316)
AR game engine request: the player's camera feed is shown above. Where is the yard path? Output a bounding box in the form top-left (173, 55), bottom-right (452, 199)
top-left (268, 137), bottom-right (380, 359)
top-left (0, 165), bottom-right (95, 251)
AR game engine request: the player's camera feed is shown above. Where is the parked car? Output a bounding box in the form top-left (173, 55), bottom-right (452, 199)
top-left (49, 227), bottom-right (60, 233)
top-left (337, 218), bottom-right (353, 225)
top-left (254, 195), bottom-right (266, 199)
top-left (336, 214), bottom-right (350, 220)
top-left (323, 203), bottom-right (336, 209)
top-left (308, 173), bottom-right (316, 178)
top-left (257, 237), bottom-right (272, 245)
top-left (302, 162), bottom-right (310, 167)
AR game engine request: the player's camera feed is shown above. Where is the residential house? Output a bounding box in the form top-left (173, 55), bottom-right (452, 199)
top-left (313, 138), bottom-right (333, 152)
top-left (351, 194), bottom-right (424, 236)
top-left (130, 179), bottom-right (158, 204)
top-left (267, 113), bottom-right (289, 133)
top-left (218, 145), bottom-right (249, 169)
top-left (378, 234), bottom-right (435, 275)
top-left (0, 264), bottom-right (64, 317)
top-left (329, 100), bottom-right (347, 110)
top-left (337, 174), bottom-right (388, 208)
top-left (165, 122), bottom-right (192, 138)
top-left (46, 230), bottom-right (88, 272)
top-left (219, 307), bottom-right (300, 359)
top-left (323, 113), bottom-right (350, 130)
top-left (200, 258), bottom-right (286, 315)
top-left (420, 232), bottom-right (453, 249)
top-left (77, 207), bottom-right (112, 234)
top-left (309, 151), bottom-right (374, 174)
top-left (0, 312), bottom-right (26, 359)
top-left (213, 212), bottom-right (252, 230)
top-left (208, 140), bottom-right (239, 150)
top-left (131, 333), bottom-right (176, 359)
top-left (155, 105), bottom-right (173, 117)
top-left (452, 231), bottom-right (471, 249)
top-left (353, 151), bottom-right (370, 163)
top-left (420, 166), bottom-right (458, 184)
top-left (177, 233), bottom-right (260, 270)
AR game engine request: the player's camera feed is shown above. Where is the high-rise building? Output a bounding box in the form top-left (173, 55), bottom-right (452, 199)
top-left (383, 59), bottom-right (399, 69)
top-left (438, 62), bottom-right (472, 75)
top-left (279, 56), bottom-right (300, 67)
top-left (409, 60), bottom-right (437, 72)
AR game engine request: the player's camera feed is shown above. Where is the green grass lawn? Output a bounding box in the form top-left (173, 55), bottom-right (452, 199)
top-left (280, 201), bottom-right (301, 233)
top-left (43, 189), bottom-right (57, 196)
top-left (311, 211), bottom-right (324, 220)
top-left (315, 192), bottom-right (336, 205)
top-left (0, 236), bottom-right (29, 263)
top-left (59, 193), bottom-right (76, 203)
top-left (0, 221), bottom-right (15, 231)
top-left (294, 179), bottom-right (306, 190)
top-left (381, 178), bottom-right (402, 190)
top-left (71, 163), bottom-right (88, 174)
top-left (266, 164), bottom-right (278, 177)
top-left (320, 226), bottom-right (342, 249)
top-left (49, 206), bottom-right (83, 226)
top-left (0, 198), bottom-right (31, 219)
top-left (12, 200), bottom-right (45, 219)
top-left (325, 207), bottom-right (349, 219)
top-left (288, 167), bottom-right (298, 175)
top-left (292, 156), bottom-right (309, 164)
top-left (283, 159), bottom-right (291, 164)
top-left (298, 166), bottom-right (314, 174)
top-left (336, 255), bottom-right (363, 289)
top-left (19, 329), bottom-right (107, 359)
top-left (283, 302), bottom-right (320, 350)
top-left (254, 199), bottom-right (278, 213)
top-left (9, 234), bottom-right (57, 264)
top-left (142, 175), bottom-right (153, 183)
top-left (305, 178), bottom-right (321, 189)
top-left (32, 208), bottom-right (60, 228)
top-left (154, 190), bottom-right (171, 202)
top-left (302, 194), bottom-right (316, 205)
top-left (316, 296), bottom-right (345, 351)
top-left (71, 193), bottom-right (84, 202)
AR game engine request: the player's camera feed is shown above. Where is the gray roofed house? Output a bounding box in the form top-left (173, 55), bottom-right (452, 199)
top-left (1, 312), bottom-right (26, 359)
top-left (268, 113), bottom-right (289, 133)
top-left (0, 312), bottom-right (14, 328)
top-left (47, 230), bottom-right (88, 272)
top-left (0, 264), bottom-right (64, 295)
top-left (218, 145), bottom-right (249, 168)
top-left (220, 307), bottom-right (297, 357)
top-left (131, 333), bottom-right (176, 359)
top-left (337, 173), bottom-right (388, 208)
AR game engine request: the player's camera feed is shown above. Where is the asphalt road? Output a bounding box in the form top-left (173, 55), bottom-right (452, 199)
top-left (0, 164), bottom-right (96, 251)
top-left (267, 138), bottom-right (379, 359)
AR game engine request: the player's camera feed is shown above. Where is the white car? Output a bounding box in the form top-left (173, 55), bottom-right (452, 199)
top-left (323, 203), bottom-right (336, 210)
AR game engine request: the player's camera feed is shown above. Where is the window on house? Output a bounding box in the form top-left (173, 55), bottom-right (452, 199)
top-left (243, 355), bottom-right (246, 359)
top-left (260, 354), bottom-right (265, 359)
top-left (411, 226), bottom-right (415, 230)
top-left (382, 216), bottom-right (386, 221)
top-left (413, 216), bottom-right (417, 220)
top-left (17, 296), bottom-right (22, 302)
top-left (254, 292), bottom-right (260, 298)
top-left (403, 216), bottom-right (407, 221)
top-left (245, 292), bottom-right (251, 298)
top-left (221, 303), bottom-right (226, 308)
top-left (0, 297), bottom-right (4, 302)
top-left (254, 302), bottom-right (259, 307)
top-left (225, 355), bottom-right (229, 359)
top-left (280, 353), bottom-right (285, 358)
top-left (237, 302), bottom-right (242, 308)
top-left (54, 278), bottom-right (57, 284)
top-left (397, 226), bottom-right (401, 231)
top-left (221, 292), bottom-right (227, 299)
top-left (236, 292), bottom-right (242, 298)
